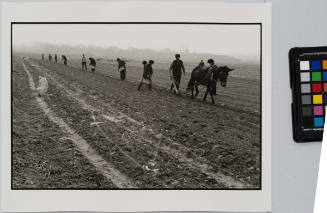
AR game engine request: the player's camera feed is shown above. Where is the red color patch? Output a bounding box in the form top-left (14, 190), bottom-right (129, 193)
top-left (324, 83), bottom-right (327, 92)
top-left (312, 83), bottom-right (322, 93)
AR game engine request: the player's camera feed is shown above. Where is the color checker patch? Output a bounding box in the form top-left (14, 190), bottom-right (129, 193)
top-left (302, 106), bottom-right (312, 116)
top-left (301, 83), bottom-right (311, 93)
top-left (300, 61), bottom-right (310, 70)
top-left (312, 83), bottom-right (322, 93)
top-left (314, 106), bottom-right (323, 115)
top-left (301, 72), bottom-right (310, 82)
top-left (313, 95), bottom-right (322, 104)
top-left (323, 60), bottom-right (327, 70)
top-left (302, 95), bottom-right (311, 104)
top-left (312, 72), bottom-right (321, 81)
top-left (311, 60), bottom-right (322, 70)
top-left (314, 117), bottom-right (324, 127)
top-left (323, 72), bottom-right (327, 80)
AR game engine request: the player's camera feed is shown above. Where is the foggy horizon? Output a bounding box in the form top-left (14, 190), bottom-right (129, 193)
top-left (13, 41), bottom-right (260, 59)
top-left (13, 24), bottom-right (261, 58)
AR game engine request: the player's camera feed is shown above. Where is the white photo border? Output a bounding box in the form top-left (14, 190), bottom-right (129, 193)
top-left (1, 1), bottom-right (272, 212)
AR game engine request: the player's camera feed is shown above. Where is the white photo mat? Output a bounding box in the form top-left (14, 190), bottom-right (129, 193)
top-left (0, 1), bottom-right (272, 212)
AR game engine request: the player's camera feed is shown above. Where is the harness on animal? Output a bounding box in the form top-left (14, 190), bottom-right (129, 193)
top-left (189, 66), bottom-right (217, 90)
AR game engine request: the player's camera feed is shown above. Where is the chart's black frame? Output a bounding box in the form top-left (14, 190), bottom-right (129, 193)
top-left (11, 22), bottom-right (262, 190)
top-left (289, 46), bottom-right (327, 142)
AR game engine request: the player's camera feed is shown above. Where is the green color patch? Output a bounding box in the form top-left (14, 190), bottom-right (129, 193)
top-left (312, 72), bottom-right (322, 81)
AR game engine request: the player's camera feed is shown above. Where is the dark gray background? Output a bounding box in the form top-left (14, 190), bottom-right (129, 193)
top-left (1, 0), bottom-right (327, 213)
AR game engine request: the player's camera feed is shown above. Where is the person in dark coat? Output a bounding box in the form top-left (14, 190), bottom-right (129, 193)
top-left (117, 58), bottom-right (126, 80)
top-left (138, 60), bottom-right (154, 90)
top-left (49, 54), bottom-right (52, 61)
top-left (82, 54), bottom-right (87, 70)
top-left (141, 60), bottom-right (147, 75)
top-left (62, 55), bottom-right (67, 65)
top-left (89, 57), bottom-right (96, 72)
top-left (42, 54), bottom-right (44, 60)
top-left (54, 54), bottom-right (58, 63)
top-left (169, 54), bottom-right (185, 93)
top-left (207, 58), bottom-right (219, 95)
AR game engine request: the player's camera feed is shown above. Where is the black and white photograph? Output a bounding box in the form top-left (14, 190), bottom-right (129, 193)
top-left (11, 23), bottom-right (261, 190)
top-left (11, 22), bottom-right (263, 190)
top-left (1, 2), bottom-right (272, 212)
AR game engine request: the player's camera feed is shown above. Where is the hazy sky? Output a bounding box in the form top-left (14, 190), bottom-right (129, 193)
top-left (13, 24), bottom-right (260, 56)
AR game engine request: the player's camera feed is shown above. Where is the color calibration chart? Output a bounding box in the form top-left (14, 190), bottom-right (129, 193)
top-left (300, 58), bottom-right (327, 129)
top-left (290, 47), bottom-right (327, 142)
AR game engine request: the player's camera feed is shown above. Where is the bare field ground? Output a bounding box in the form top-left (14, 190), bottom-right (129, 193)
top-left (12, 54), bottom-right (261, 189)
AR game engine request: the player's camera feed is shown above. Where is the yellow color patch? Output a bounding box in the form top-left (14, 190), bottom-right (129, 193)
top-left (323, 60), bottom-right (327, 70)
top-left (313, 95), bottom-right (323, 104)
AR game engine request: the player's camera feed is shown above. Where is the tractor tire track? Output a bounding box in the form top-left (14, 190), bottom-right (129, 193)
top-left (21, 60), bottom-right (136, 188)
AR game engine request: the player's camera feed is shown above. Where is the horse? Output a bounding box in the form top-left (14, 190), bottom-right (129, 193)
top-left (187, 65), bottom-right (234, 104)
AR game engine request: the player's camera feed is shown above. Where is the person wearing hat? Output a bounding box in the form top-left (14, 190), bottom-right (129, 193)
top-left (138, 60), bottom-right (154, 90)
top-left (117, 58), bottom-right (126, 80)
top-left (207, 58), bottom-right (219, 95)
top-left (169, 54), bottom-right (185, 93)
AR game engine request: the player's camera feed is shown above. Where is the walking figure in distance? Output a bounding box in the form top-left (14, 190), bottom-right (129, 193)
top-left (48, 54), bottom-right (52, 62)
top-left (42, 54), bottom-right (44, 60)
top-left (169, 54), bottom-right (185, 93)
top-left (89, 57), bottom-right (96, 72)
top-left (54, 54), bottom-right (58, 63)
top-left (117, 58), bottom-right (126, 80)
top-left (138, 60), bottom-right (154, 90)
top-left (82, 54), bottom-right (87, 70)
top-left (62, 55), bottom-right (68, 65)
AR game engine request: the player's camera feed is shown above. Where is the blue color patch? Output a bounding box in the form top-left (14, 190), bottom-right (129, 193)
top-left (323, 72), bottom-right (327, 81)
top-left (314, 117), bottom-right (324, 127)
top-left (311, 60), bottom-right (322, 70)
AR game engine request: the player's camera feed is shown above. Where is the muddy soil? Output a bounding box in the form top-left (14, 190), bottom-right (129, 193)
top-left (12, 58), bottom-right (114, 188)
top-left (12, 55), bottom-right (261, 189)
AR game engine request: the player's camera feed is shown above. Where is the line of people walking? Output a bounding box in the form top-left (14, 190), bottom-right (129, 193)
top-left (41, 52), bottom-right (219, 94)
top-left (42, 53), bottom-right (98, 72)
top-left (137, 54), bottom-right (186, 92)
top-left (81, 54), bottom-right (127, 80)
top-left (42, 53), bottom-right (67, 65)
